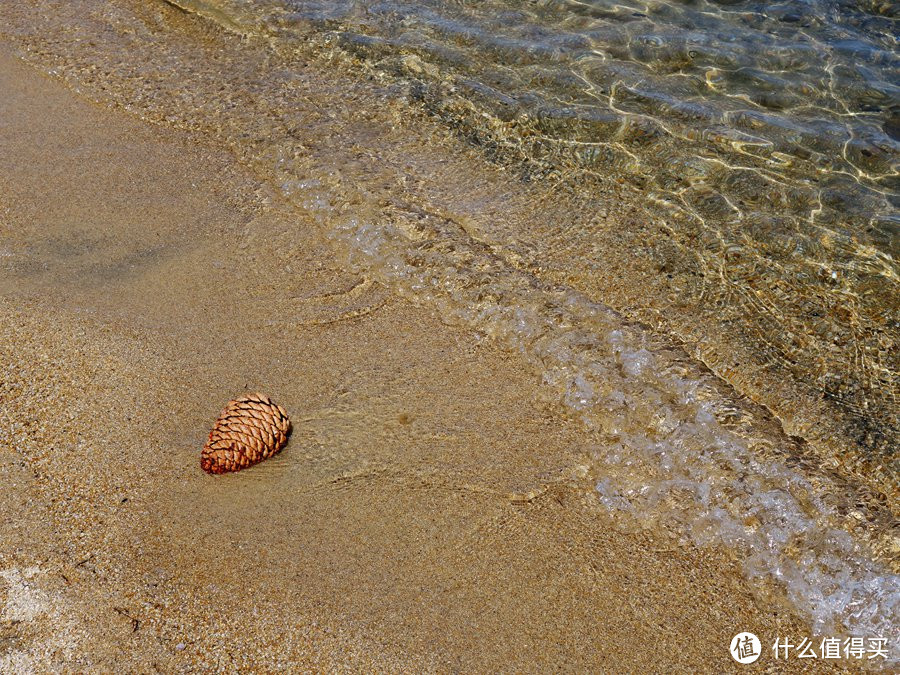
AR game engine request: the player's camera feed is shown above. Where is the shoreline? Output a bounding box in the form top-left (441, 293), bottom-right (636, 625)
top-left (159, 0), bottom-right (899, 499)
top-left (0, 44), bottom-right (837, 671)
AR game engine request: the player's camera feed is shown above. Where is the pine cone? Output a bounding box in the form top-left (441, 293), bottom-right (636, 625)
top-left (201, 394), bottom-right (292, 474)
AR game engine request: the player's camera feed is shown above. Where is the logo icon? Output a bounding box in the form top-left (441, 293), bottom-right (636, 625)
top-left (731, 632), bottom-right (761, 664)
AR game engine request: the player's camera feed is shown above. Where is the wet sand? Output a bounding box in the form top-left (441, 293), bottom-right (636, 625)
top-left (0, 46), bottom-right (834, 671)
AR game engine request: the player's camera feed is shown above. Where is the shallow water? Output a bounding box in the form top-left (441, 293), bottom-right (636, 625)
top-left (1, 0), bottom-right (897, 654)
top-left (189, 0), bottom-right (899, 465)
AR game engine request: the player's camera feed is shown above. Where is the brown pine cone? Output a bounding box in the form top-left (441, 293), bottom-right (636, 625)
top-left (201, 393), bottom-right (292, 474)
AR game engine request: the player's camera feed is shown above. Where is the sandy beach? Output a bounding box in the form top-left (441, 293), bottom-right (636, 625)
top-left (0, 41), bottom-right (848, 671)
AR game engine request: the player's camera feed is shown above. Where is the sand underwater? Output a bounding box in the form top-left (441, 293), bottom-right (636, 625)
top-left (0, 0), bottom-right (896, 671)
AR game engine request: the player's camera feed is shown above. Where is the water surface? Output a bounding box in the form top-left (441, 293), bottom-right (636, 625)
top-left (191, 0), bottom-right (898, 477)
